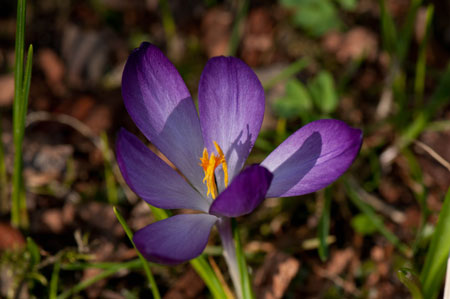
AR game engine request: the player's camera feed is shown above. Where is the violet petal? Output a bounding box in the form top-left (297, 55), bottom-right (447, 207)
top-left (209, 165), bottom-right (273, 217)
top-left (116, 129), bottom-right (210, 212)
top-left (122, 42), bottom-right (207, 195)
top-left (198, 57), bottom-right (265, 191)
top-left (133, 214), bottom-right (218, 265)
top-left (261, 119), bottom-right (362, 197)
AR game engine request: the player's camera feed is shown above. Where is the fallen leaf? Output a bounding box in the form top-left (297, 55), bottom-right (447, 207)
top-left (0, 222), bottom-right (25, 250)
top-left (164, 268), bottom-right (205, 299)
top-left (254, 251), bottom-right (300, 299)
top-left (0, 75), bottom-right (14, 107)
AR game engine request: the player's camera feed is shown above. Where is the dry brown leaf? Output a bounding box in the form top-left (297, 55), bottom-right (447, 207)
top-left (164, 268), bottom-right (205, 299)
top-left (0, 75), bottom-right (14, 107)
top-left (201, 7), bottom-right (232, 57)
top-left (323, 27), bottom-right (378, 63)
top-left (326, 248), bottom-right (354, 276)
top-left (254, 251), bottom-right (300, 299)
top-left (0, 222), bottom-right (25, 250)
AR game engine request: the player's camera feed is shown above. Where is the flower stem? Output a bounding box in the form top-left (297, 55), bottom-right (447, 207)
top-left (217, 217), bottom-right (255, 299)
top-left (217, 217), bottom-right (242, 298)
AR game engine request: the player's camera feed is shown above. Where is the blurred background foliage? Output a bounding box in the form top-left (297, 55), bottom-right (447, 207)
top-left (0, 0), bottom-right (450, 298)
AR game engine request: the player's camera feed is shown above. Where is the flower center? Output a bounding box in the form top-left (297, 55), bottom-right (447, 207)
top-left (199, 141), bottom-right (228, 199)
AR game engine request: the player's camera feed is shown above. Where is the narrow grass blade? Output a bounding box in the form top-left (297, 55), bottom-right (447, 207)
top-left (263, 58), bottom-right (309, 91)
top-left (61, 259), bottom-right (143, 271)
top-left (414, 5), bottom-right (434, 105)
top-left (113, 206), bottom-right (161, 299)
top-left (398, 268), bottom-right (424, 299)
top-left (13, 0), bottom-right (26, 101)
top-left (318, 188), bottom-right (331, 261)
top-left (101, 132), bottom-right (118, 205)
top-left (159, 0), bottom-right (176, 42)
top-left (426, 120), bottom-right (450, 132)
top-left (399, 63), bottom-right (450, 149)
top-left (14, 45), bottom-right (32, 228)
top-left (49, 261), bottom-right (61, 299)
top-left (345, 179), bottom-right (411, 257)
top-left (190, 256), bottom-right (228, 299)
top-left (397, 0), bottom-right (423, 63)
top-left (420, 187), bottom-right (450, 299)
top-left (228, 0), bottom-right (249, 56)
top-left (56, 259), bottom-right (142, 299)
top-left (0, 112), bottom-right (8, 213)
top-left (379, 0), bottom-right (397, 54)
top-left (21, 45), bottom-right (33, 132)
top-left (11, 0), bottom-right (29, 228)
top-left (232, 219), bottom-right (254, 299)
top-left (26, 237), bottom-right (41, 267)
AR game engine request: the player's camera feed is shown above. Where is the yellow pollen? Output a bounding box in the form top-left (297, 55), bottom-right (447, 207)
top-left (199, 141), bottom-right (228, 199)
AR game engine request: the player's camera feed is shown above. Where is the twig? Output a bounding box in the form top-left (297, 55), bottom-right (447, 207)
top-left (414, 140), bottom-right (450, 173)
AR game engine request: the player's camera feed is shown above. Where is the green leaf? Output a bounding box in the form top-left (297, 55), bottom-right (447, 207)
top-left (26, 237), bottom-right (41, 267)
top-left (286, 0), bottom-right (341, 36)
top-left (308, 71), bottom-right (338, 114)
top-left (273, 79), bottom-right (312, 119)
top-left (280, 0), bottom-right (299, 6)
top-left (420, 187), bottom-right (450, 299)
top-left (351, 213), bottom-right (378, 235)
top-left (336, 0), bottom-right (357, 10)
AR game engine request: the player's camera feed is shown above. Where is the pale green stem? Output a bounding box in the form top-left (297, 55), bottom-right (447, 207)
top-left (217, 217), bottom-right (242, 299)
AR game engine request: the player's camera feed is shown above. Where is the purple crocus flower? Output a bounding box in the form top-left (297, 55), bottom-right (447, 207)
top-left (116, 42), bottom-right (362, 266)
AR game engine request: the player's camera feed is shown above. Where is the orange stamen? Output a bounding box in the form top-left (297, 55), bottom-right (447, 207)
top-left (198, 142), bottom-right (229, 199)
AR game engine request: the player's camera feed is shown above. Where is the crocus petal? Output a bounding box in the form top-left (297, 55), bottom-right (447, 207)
top-left (198, 57), bottom-right (265, 191)
top-left (122, 42), bottom-right (207, 195)
top-left (116, 129), bottom-right (210, 212)
top-left (133, 214), bottom-right (218, 265)
top-left (261, 119), bottom-right (362, 198)
top-left (209, 165), bottom-right (273, 217)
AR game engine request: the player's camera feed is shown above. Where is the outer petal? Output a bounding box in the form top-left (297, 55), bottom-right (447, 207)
top-left (122, 42), bottom-right (206, 195)
top-left (209, 165), bottom-right (273, 217)
top-left (261, 119), bottom-right (362, 198)
top-left (133, 214), bottom-right (218, 265)
top-left (198, 57), bottom-right (265, 191)
top-left (116, 129), bottom-right (210, 212)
